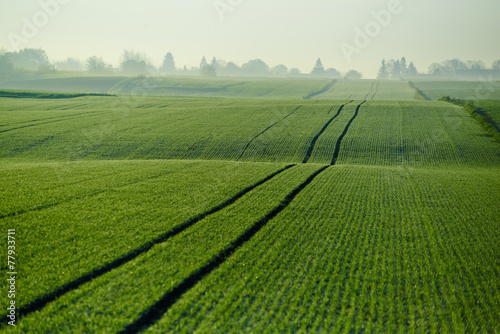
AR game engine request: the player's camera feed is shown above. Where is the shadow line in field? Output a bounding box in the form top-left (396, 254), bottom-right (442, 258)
top-left (0, 110), bottom-right (109, 134)
top-left (331, 101), bottom-right (366, 165)
top-left (237, 105), bottom-right (302, 160)
top-left (302, 101), bottom-right (353, 163)
top-left (119, 164), bottom-right (330, 334)
top-left (371, 81), bottom-right (379, 100)
top-left (16, 164), bottom-right (294, 320)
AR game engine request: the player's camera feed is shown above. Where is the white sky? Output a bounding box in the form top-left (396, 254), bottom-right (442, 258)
top-left (1, 0), bottom-right (499, 78)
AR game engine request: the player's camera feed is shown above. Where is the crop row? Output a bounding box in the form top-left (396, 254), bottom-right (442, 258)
top-left (411, 81), bottom-right (500, 100)
top-left (335, 100), bottom-right (500, 167)
top-left (314, 80), bottom-right (416, 100)
top-left (9, 163), bottom-right (324, 332)
top-left (9, 163), bottom-right (499, 332)
top-left (2, 96), bottom-right (499, 167)
top-left (147, 165), bottom-right (500, 333)
top-left (0, 160), bottom-right (286, 316)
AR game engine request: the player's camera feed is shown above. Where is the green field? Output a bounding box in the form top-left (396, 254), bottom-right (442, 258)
top-left (473, 99), bottom-right (500, 128)
top-left (411, 80), bottom-right (500, 100)
top-left (0, 77), bottom-right (331, 99)
top-left (1, 80), bottom-right (499, 332)
top-left (312, 80), bottom-right (419, 100)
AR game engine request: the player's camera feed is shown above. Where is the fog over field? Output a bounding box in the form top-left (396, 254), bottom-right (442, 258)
top-left (1, 0), bottom-right (500, 78)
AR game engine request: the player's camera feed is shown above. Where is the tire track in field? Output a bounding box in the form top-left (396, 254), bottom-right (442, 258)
top-left (371, 81), bottom-right (379, 100)
top-left (119, 164), bottom-right (330, 334)
top-left (363, 80), bottom-right (377, 100)
top-left (0, 109), bottom-right (108, 128)
top-left (302, 101), bottom-right (353, 163)
top-left (331, 101), bottom-right (367, 165)
top-left (15, 165), bottom-right (294, 320)
top-left (237, 105), bottom-right (302, 160)
top-left (0, 110), bottom-right (110, 134)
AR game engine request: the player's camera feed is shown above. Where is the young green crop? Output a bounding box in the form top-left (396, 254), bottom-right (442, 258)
top-left (312, 80), bottom-right (417, 100)
top-left (149, 165), bottom-right (500, 333)
top-left (411, 81), bottom-right (500, 100)
top-left (0, 159), bottom-right (285, 316)
top-left (14, 164), bottom-right (322, 332)
top-left (2, 96), bottom-right (499, 167)
top-left (1, 88), bottom-right (499, 332)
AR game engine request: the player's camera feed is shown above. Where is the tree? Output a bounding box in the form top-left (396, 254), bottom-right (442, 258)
top-left (9, 48), bottom-right (51, 71)
top-left (200, 56), bottom-right (208, 70)
top-left (429, 62), bottom-right (442, 76)
top-left (120, 50), bottom-right (147, 75)
top-left (391, 59), bottom-right (401, 79)
top-left (288, 68), bottom-right (302, 77)
top-left (0, 51), bottom-right (14, 77)
top-left (377, 59), bottom-right (389, 79)
top-left (400, 57), bottom-right (407, 77)
top-left (224, 62), bottom-right (240, 76)
top-left (406, 62), bottom-right (418, 77)
top-left (241, 59), bottom-right (270, 77)
top-left (86, 56), bottom-right (111, 74)
top-left (325, 68), bottom-right (341, 79)
top-left (211, 57), bottom-right (218, 69)
top-left (55, 57), bottom-right (84, 71)
top-left (311, 58), bottom-right (325, 76)
top-left (344, 70), bottom-right (362, 80)
top-left (492, 60), bottom-right (500, 70)
top-left (271, 64), bottom-right (288, 77)
top-left (161, 52), bottom-right (176, 75)
top-left (441, 58), bottom-right (467, 76)
top-left (466, 60), bottom-right (485, 70)
top-left (200, 64), bottom-right (216, 77)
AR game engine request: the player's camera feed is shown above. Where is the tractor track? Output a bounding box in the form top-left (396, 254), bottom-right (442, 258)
top-left (331, 101), bottom-right (367, 165)
top-left (14, 165), bottom-right (294, 321)
top-left (237, 105), bottom-right (302, 160)
top-left (302, 101), bottom-right (353, 163)
top-left (119, 164), bottom-right (330, 334)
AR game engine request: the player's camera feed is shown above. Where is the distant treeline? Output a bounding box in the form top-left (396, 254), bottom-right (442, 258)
top-left (0, 48), bottom-right (359, 80)
top-left (376, 57), bottom-right (500, 80)
top-left (1, 47), bottom-right (499, 81)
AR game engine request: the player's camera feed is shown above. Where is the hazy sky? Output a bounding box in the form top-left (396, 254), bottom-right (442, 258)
top-left (1, 0), bottom-right (499, 78)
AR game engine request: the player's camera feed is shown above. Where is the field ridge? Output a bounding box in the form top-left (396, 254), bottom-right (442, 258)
top-left (119, 164), bottom-right (330, 333)
top-left (13, 164), bottom-right (294, 321)
top-left (304, 80), bottom-right (337, 99)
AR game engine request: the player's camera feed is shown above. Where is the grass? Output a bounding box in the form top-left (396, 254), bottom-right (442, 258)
top-left (0, 76), bottom-right (331, 99)
top-left (312, 80), bottom-right (418, 100)
top-left (11, 164), bottom-right (321, 332)
top-left (150, 165), bottom-right (500, 333)
top-left (440, 97), bottom-right (500, 143)
top-left (411, 80), bottom-right (500, 100)
top-left (1, 97), bottom-right (498, 166)
top-left (1, 85), bottom-right (499, 332)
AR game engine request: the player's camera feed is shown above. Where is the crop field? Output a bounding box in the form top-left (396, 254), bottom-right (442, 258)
top-left (1, 81), bottom-right (500, 332)
top-left (0, 77), bottom-right (331, 99)
top-left (473, 99), bottom-right (500, 127)
top-left (411, 80), bottom-right (500, 100)
top-left (313, 80), bottom-right (419, 100)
